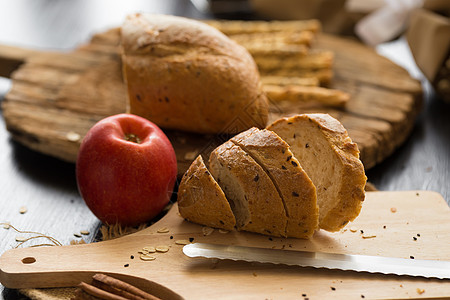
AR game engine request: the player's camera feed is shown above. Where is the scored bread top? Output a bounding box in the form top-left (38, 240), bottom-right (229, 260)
top-left (267, 113), bottom-right (367, 232)
top-left (177, 155), bottom-right (236, 231)
top-left (121, 13), bottom-right (268, 134)
top-left (231, 128), bottom-right (318, 238)
top-left (209, 141), bottom-right (288, 237)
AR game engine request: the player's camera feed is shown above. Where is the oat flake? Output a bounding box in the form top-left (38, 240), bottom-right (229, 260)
top-left (140, 254), bottom-right (156, 261)
top-left (15, 236), bottom-right (27, 242)
top-left (66, 131), bottom-right (81, 142)
top-left (184, 150), bottom-right (198, 161)
top-left (156, 245), bottom-right (170, 253)
top-left (202, 226), bottom-right (214, 236)
top-left (175, 240), bottom-right (191, 245)
top-left (141, 246), bottom-right (156, 253)
top-left (157, 227), bottom-right (170, 233)
top-left (19, 206), bottom-right (27, 214)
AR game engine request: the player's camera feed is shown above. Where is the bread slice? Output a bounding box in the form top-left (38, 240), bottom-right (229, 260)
top-left (267, 114), bottom-right (366, 232)
top-left (177, 155), bottom-right (236, 231)
top-left (209, 141), bottom-right (287, 237)
top-left (231, 128), bottom-right (318, 238)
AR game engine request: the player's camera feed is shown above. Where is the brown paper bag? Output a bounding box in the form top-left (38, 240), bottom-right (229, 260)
top-left (407, 7), bottom-right (450, 102)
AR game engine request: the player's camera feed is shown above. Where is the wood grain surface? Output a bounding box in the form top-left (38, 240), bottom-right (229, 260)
top-left (1, 191), bottom-right (450, 299)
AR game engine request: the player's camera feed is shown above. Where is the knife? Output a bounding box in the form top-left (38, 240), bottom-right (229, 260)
top-left (183, 243), bottom-right (450, 279)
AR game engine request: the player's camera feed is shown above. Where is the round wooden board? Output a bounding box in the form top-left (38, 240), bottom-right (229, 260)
top-left (1, 28), bottom-right (422, 177)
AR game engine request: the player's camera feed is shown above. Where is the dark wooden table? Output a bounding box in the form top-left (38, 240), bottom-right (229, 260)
top-left (0, 1), bottom-right (449, 299)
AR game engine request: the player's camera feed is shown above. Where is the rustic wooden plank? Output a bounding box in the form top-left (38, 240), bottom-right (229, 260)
top-left (316, 33), bottom-right (423, 97)
top-left (0, 45), bottom-right (42, 78)
top-left (1, 31), bottom-right (422, 175)
top-left (11, 64), bottom-right (79, 87)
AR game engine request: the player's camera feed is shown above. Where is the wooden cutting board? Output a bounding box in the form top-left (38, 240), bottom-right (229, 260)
top-left (1, 191), bottom-right (450, 299)
top-left (0, 28), bottom-right (422, 177)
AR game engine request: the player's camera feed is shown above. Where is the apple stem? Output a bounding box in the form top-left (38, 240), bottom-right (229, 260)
top-left (124, 133), bottom-right (141, 144)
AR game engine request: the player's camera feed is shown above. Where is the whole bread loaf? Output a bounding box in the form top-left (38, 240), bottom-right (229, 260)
top-left (121, 13), bottom-right (269, 134)
top-left (177, 114), bottom-right (366, 238)
top-left (267, 114), bottom-right (367, 232)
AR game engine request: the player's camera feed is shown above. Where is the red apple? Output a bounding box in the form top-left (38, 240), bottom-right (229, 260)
top-left (76, 113), bottom-right (177, 226)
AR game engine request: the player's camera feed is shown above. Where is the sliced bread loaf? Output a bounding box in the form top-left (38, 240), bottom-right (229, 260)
top-left (209, 141), bottom-right (288, 237)
top-left (267, 113), bottom-right (366, 232)
top-left (231, 128), bottom-right (319, 238)
top-left (177, 155), bottom-right (236, 231)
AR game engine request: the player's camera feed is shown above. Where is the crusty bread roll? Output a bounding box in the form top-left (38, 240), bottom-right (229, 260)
top-left (177, 155), bottom-right (236, 231)
top-left (121, 13), bottom-right (269, 134)
top-left (209, 141), bottom-right (288, 237)
top-left (231, 128), bottom-right (319, 239)
top-left (267, 114), bottom-right (367, 232)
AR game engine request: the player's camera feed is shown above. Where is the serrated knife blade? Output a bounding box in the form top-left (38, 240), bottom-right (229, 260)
top-left (183, 243), bottom-right (450, 279)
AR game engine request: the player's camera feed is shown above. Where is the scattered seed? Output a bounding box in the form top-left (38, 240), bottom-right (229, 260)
top-left (218, 229), bottom-right (229, 234)
top-left (202, 226), bottom-right (214, 236)
top-left (170, 235), bottom-right (174, 239)
top-left (140, 254), bottom-right (156, 261)
top-left (15, 236), bottom-right (27, 242)
top-left (302, 294), bottom-right (307, 297)
top-left (189, 237), bottom-right (195, 243)
top-left (410, 255), bottom-right (415, 259)
top-left (417, 233), bottom-right (421, 237)
top-left (349, 227), bottom-right (357, 233)
top-left (360, 230), bottom-right (364, 234)
top-left (157, 227), bottom-right (170, 233)
top-left (413, 236), bottom-right (417, 241)
top-left (390, 207), bottom-right (397, 213)
top-left (383, 225), bottom-right (386, 229)
top-left (130, 255), bottom-right (134, 259)
top-left (156, 245), bottom-right (170, 253)
top-left (416, 288), bottom-right (425, 294)
top-left (73, 233), bottom-right (82, 238)
top-left (124, 264), bottom-right (129, 267)
top-left (80, 230), bottom-right (90, 235)
top-left (175, 240), bottom-right (191, 245)
top-left (141, 246), bottom-right (156, 253)
top-left (362, 235), bottom-right (376, 239)
top-left (184, 150), bottom-right (198, 161)
top-left (66, 131), bottom-right (81, 142)
top-left (331, 287), bottom-right (336, 291)
top-left (19, 206), bottom-right (28, 214)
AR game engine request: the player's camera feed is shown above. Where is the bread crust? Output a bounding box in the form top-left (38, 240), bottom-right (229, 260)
top-left (209, 141), bottom-right (287, 237)
top-left (267, 113), bottom-right (366, 232)
top-left (231, 128), bottom-right (318, 238)
top-left (121, 14), bottom-right (268, 134)
top-left (177, 155), bottom-right (236, 231)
